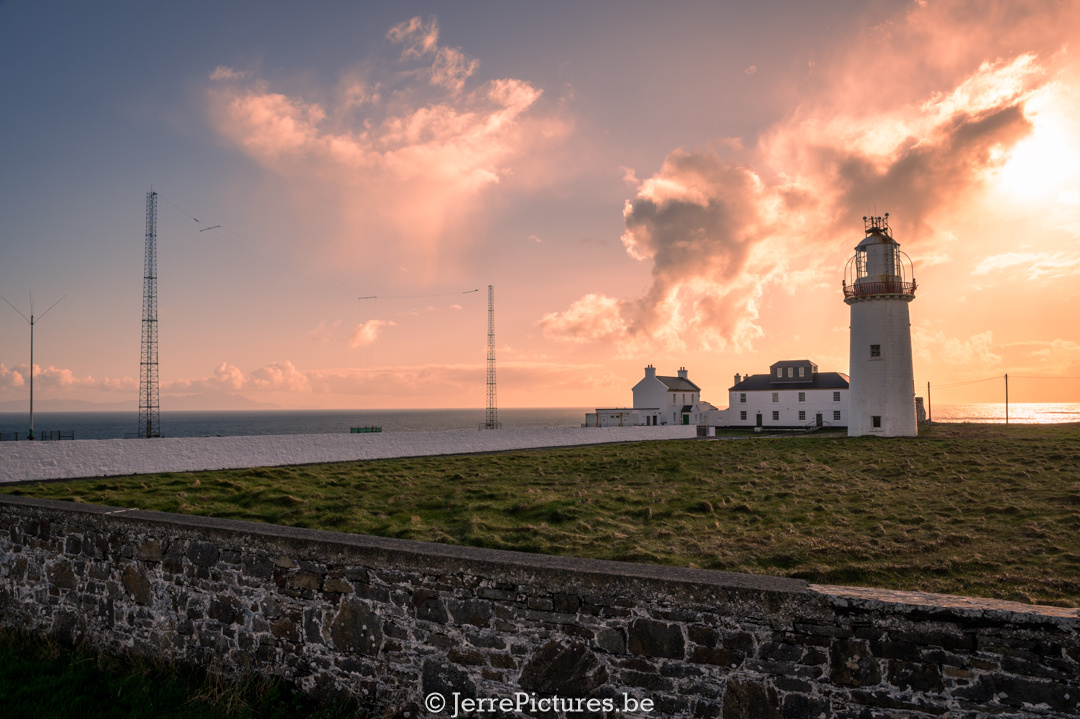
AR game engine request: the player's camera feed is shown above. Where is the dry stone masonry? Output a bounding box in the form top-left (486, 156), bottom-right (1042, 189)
top-left (1, 494), bottom-right (1078, 718)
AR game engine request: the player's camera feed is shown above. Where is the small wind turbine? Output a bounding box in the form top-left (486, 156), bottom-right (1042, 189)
top-left (1, 292), bottom-right (65, 440)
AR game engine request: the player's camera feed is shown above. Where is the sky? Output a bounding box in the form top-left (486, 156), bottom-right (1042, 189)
top-left (2, 0), bottom-right (1080, 412)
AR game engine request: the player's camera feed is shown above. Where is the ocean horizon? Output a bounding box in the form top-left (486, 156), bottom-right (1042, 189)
top-left (1, 403), bottom-right (1078, 441)
top-left (0, 407), bottom-right (594, 441)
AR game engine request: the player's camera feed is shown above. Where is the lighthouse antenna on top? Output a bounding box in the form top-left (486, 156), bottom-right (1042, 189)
top-left (863, 213), bottom-right (891, 237)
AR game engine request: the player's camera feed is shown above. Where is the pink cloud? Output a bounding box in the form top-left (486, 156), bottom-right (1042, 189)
top-left (972, 251), bottom-right (1080, 280)
top-left (386, 18), bottom-right (480, 94)
top-left (348, 319), bottom-right (395, 347)
top-left (0, 363), bottom-right (136, 395)
top-left (207, 16), bottom-right (568, 273)
top-left (386, 16), bottom-right (440, 61)
top-left (160, 364), bottom-right (244, 392)
top-left (209, 65), bottom-right (250, 82)
top-left (248, 360), bottom-right (311, 392)
top-left (543, 1), bottom-right (1074, 353)
top-left (540, 293), bottom-right (630, 345)
top-left (0, 364), bottom-right (25, 390)
top-left (163, 362), bottom-right (245, 394)
top-left (0, 357), bottom-right (621, 408)
top-left (300, 360), bottom-right (621, 400)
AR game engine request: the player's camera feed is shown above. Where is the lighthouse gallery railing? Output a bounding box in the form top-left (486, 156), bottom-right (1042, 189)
top-left (843, 279), bottom-right (917, 298)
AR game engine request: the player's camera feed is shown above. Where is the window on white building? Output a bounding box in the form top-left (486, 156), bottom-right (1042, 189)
top-left (833, 392), bottom-right (841, 402)
top-left (772, 392), bottom-right (779, 403)
top-left (787, 367), bottom-right (793, 378)
top-left (739, 393), bottom-right (746, 403)
top-left (871, 344), bottom-right (881, 358)
top-left (872, 415), bottom-right (882, 428)
top-left (798, 410), bottom-right (805, 420)
top-left (834, 411), bottom-right (841, 421)
top-left (776, 368), bottom-right (782, 377)
top-left (740, 411), bottom-right (747, 421)
top-left (772, 411), bottom-right (779, 421)
top-left (799, 367), bottom-right (805, 378)
top-left (798, 392), bottom-right (805, 402)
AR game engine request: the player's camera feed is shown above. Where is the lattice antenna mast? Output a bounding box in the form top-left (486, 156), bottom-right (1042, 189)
top-left (483, 284), bottom-right (500, 429)
top-left (138, 190), bottom-right (161, 438)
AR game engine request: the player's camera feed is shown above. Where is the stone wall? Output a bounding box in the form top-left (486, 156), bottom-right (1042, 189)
top-left (1, 494), bottom-right (1078, 718)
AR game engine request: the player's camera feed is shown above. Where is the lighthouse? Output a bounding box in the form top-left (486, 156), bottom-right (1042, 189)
top-left (843, 213), bottom-right (917, 437)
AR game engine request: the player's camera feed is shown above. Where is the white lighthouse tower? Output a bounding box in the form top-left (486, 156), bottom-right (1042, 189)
top-left (843, 213), bottom-right (918, 437)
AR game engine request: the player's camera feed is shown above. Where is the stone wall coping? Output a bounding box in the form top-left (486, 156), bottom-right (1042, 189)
top-left (810, 583), bottom-right (1080, 626)
top-left (0, 494), bottom-right (807, 606)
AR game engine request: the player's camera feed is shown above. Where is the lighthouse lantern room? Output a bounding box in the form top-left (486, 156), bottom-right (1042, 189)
top-left (843, 213), bottom-right (918, 437)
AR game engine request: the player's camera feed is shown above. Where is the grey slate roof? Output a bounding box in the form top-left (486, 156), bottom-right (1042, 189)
top-left (657, 376), bottom-right (700, 391)
top-left (730, 372), bottom-right (849, 391)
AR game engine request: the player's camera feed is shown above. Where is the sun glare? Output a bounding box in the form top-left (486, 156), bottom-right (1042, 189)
top-left (994, 95), bottom-right (1080, 203)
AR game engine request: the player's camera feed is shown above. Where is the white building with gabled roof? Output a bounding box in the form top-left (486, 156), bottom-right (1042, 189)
top-left (633, 365), bottom-right (704, 426)
top-left (583, 365), bottom-right (709, 427)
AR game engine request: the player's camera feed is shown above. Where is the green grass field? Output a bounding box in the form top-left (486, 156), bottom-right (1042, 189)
top-left (8, 423), bottom-right (1080, 606)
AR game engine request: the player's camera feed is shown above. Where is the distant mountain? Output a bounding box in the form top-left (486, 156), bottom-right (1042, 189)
top-left (0, 398), bottom-right (134, 412)
top-left (160, 393), bottom-right (281, 411)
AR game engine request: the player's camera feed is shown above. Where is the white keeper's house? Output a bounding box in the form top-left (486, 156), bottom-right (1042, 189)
top-left (584, 365), bottom-right (708, 427)
top-left (726, 359), bottom-right (849, 429)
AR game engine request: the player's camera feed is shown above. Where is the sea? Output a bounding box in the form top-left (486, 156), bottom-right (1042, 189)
top-left (0, 407), bottom-right (594, 441)
top-left (1, 403), bottom-right (1078, 442)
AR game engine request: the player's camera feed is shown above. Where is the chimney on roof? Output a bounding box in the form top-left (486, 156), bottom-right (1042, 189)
top-left (678, 367), bottom-right (688, 379)
top-left (734, 373), bottom-right (742, 384)
top-left (644, 364), bottom-right (656, 378)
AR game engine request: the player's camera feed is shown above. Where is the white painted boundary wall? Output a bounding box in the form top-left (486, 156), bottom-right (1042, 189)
top-left (0, 425), bottom-right (697, 484)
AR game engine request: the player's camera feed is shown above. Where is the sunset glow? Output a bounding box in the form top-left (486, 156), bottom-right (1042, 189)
top-left (2, 1), bottom-right (1079, 411)
top-left (995, 96), bottom-right (1080, 202)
